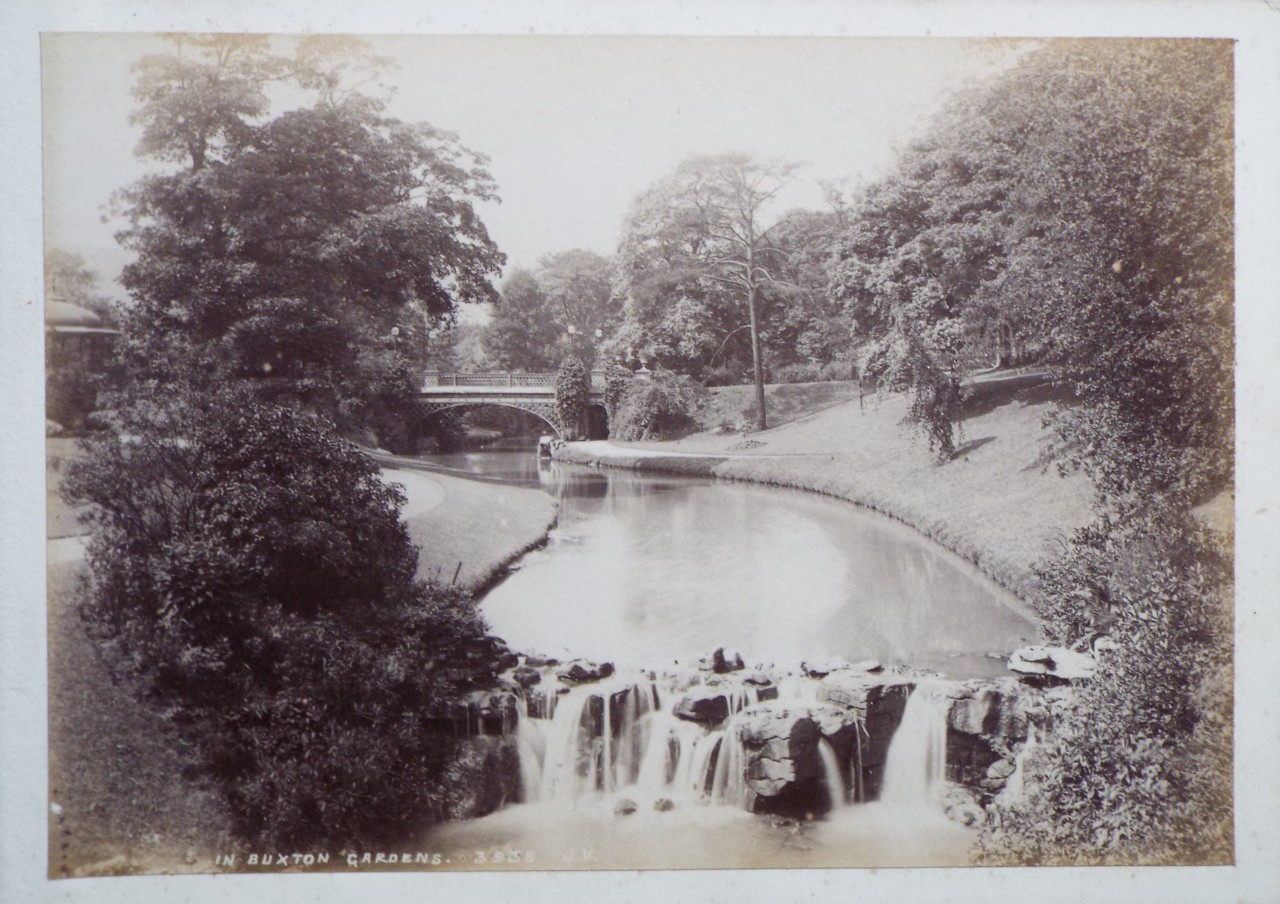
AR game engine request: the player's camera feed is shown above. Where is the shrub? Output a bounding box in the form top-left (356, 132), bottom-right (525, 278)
top-left (772, 362), bottom-right (824, 384)
top-left (554, 356), bottom-right (589, 439)
top-left (602, 363), bottom-right (633, 423)
top-left (610, 369), bottom-right (708, 441)
top-left (63, 384), bottom-right (501, 847)
top-left (979, 503), bottom-right (1233, 865)
top-left (702, 363), bottom-right (749, 387)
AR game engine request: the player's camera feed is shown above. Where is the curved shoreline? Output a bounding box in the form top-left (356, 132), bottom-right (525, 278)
top-left (373, 456), bottom-right (559, 594)
top-left (556, 440), bottom-right (1041, 605)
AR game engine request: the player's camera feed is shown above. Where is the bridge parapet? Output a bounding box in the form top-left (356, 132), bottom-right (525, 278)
top-left (416, 371), bottom-right (607, 392)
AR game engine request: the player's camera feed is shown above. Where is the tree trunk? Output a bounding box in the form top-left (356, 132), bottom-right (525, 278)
top-left (747, 282), bottom-right (767, 431)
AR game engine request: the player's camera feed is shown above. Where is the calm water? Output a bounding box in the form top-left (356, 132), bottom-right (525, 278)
top-left (416, 443), bottom-right (1036, 678)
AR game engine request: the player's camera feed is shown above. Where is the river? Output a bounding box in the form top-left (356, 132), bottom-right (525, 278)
top-left (414, 439), bottom-right (1037, 868)
top-left (417, 441), bottom-right (1037, 679)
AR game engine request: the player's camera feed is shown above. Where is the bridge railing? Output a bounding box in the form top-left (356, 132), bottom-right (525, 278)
top-left (417, 371), bottom-right (608, 391)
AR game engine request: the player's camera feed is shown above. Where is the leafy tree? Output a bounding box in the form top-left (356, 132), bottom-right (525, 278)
top-left (831, 39), bottom-right (1232, 482)
top-left (759, 209), bottom-right (852, 370)
top-left (610, 368), bottom-right (708, 442)
top-left (62, 384), bottom-right (503, 846)
top-left (116, 36), bottom-right (505, 439)
top-left (553, 356), bottom-right (590, 439)
top-left (612, 154), bottom-right (800, 429)
top-left (483, 250), bottom-right (619, 370)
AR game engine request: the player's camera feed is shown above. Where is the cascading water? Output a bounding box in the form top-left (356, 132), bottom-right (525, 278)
top-left (879, 679), bottom-right (952, 808)
top-left (521, 677), bottom-right (771, 811)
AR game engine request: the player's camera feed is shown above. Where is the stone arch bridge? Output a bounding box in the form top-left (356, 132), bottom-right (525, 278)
top-left (414, 371), bottom-right (610, 439)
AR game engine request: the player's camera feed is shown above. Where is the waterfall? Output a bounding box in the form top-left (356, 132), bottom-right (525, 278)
top-left (817, 738), bottom-right (848, 810)
top-left (879, 679), bottom-right (951, 808)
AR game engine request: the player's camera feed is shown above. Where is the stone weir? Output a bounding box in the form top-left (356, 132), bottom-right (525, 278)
top-left (438, 649), bottom-right (1071, 824)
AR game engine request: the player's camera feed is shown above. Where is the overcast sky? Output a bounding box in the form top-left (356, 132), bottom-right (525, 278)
top-left (42, 34), bottom-right (1026, 306)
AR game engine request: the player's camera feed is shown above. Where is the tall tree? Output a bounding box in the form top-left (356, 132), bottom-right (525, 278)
top-left (831, 39), bottom-right (1232, 484)
top-left (482, 250), bottom-right (619, 370)
top-left (481, 268), bottom-right (559, 371)
top-left (115, 37), bottom-right (505, 436)
top-left (614, 154), bottom-right (800, 429)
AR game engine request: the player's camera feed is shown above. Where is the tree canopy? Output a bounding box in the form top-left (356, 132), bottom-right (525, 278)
top-left (482, 249), bottom-right (619, 371)
top-left (116, 36), bottom-right (505, 436)
top-left (611, 154), bottom-right (802, 429)
top-left (831, 39), bottom-right (1233, 486)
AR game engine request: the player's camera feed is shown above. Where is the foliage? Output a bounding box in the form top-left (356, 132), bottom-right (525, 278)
top-left (980, 503), bottom-right (1233, 865)
top-left (480, 269), bottom-right (561, 372)
top-left (610, 369), bottom-right (708, 442)
top-left (482, 250), bottom-right (620, 370)
top-left (602, 363), bottom-right (634, 423)
top-left (115, 36), bottom-right (504, 440)
top-left (62, 385), bottom-right (499, 847)
top-left (553, 356), bottom-right (590, 439)
top-left (771, 361), bottom-right (852, 385)
top-left (611, 154), bottom-right (802, 430)
top-left (831, 40), bottom-right (1232, 477)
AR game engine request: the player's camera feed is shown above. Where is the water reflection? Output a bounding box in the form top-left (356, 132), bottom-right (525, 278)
top-left (415, 445), bottom-right (1037, 678)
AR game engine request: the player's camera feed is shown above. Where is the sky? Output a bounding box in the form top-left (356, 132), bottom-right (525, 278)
top-left (42, 34), bottom-right (1027, 308)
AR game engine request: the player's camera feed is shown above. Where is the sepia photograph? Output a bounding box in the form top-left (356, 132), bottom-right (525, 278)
top-left (5, 2), bottom-right (1280, 903)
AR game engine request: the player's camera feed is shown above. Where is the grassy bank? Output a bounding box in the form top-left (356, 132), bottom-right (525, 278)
top-left (382, 462), bottom-right (559, 592)
top-left (559, 376), bottom-right (1096, 599)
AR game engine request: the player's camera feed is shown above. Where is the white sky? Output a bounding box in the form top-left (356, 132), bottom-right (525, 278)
top-left (42, 34), bottom-right (1026, 306)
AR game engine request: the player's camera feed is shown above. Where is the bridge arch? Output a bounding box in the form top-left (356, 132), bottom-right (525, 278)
top-left (414, 399), bottom-right (567, 438)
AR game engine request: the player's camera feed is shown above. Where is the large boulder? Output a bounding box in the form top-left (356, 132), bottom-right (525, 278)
top-left (735, 703), bottom-right (860, 816)
top-left (1008, 645), bottom-right (1096, 682)
top-left (699, 647), bottom-right (746, 674)
top-left (556, 659), bottom-right (615, 684)
top-left (675, 686), bottom-right (731, 725)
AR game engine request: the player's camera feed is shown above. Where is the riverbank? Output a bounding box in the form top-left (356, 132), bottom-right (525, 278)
top-left (556, 378), bottom-right (1096, 599)
top-left (377, 460), bottom-right (559, 592)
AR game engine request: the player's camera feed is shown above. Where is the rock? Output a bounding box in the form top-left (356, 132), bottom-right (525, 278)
top-left (736, 703), bottom-right (860, 815)
top-left (850, 659), bottom-right (883, 673)
top-left (674, 687), bottom-right (730, 724)
top-left (755, 684), bottom-right (780, 703)
top-left (653, 797), bottom-right (675, 812)
top-left (710, 648), bottom-right (746, 673)
top-left (524, 654), bottom-right (559, 667)
top-left (986, 758), bottom-right (1016, 780)
top-left (556, 659), bottom-right (615, 683)
top-left (817, 671), bottom-right (876, 714)
top-left (743, 671), bottom-right (774, 686)
top-left (614, 798), bottom-right (638, 816)
top-left (801, 660), bottom-right (831, 678)
top-left (512, 666), bottom-right (542, 690)
top-left (1008, 645), bottom-right (1096, 681)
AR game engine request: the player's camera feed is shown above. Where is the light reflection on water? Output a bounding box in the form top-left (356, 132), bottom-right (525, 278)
top-left (415, 446), bottom-right (1036, 678)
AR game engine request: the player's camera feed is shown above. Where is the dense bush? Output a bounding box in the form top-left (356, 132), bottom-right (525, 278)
top-left (63, 385), bottom-right (500, 847)
top-left (553, 356), bottom-right (589, 439)
top-left (602, 363), bottom-right (634, 423)
top-left (770, 361), bottom-right (854, 385)
top-left (701, 362), bottom-right (750, 387)
top-left (610, 369), bottom-right (708, 441)
top-left (980, 502), bottom-right (1233, 865)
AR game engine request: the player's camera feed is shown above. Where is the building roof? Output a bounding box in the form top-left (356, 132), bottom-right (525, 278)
top-left (46, 300), bottom-right (105, 328)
